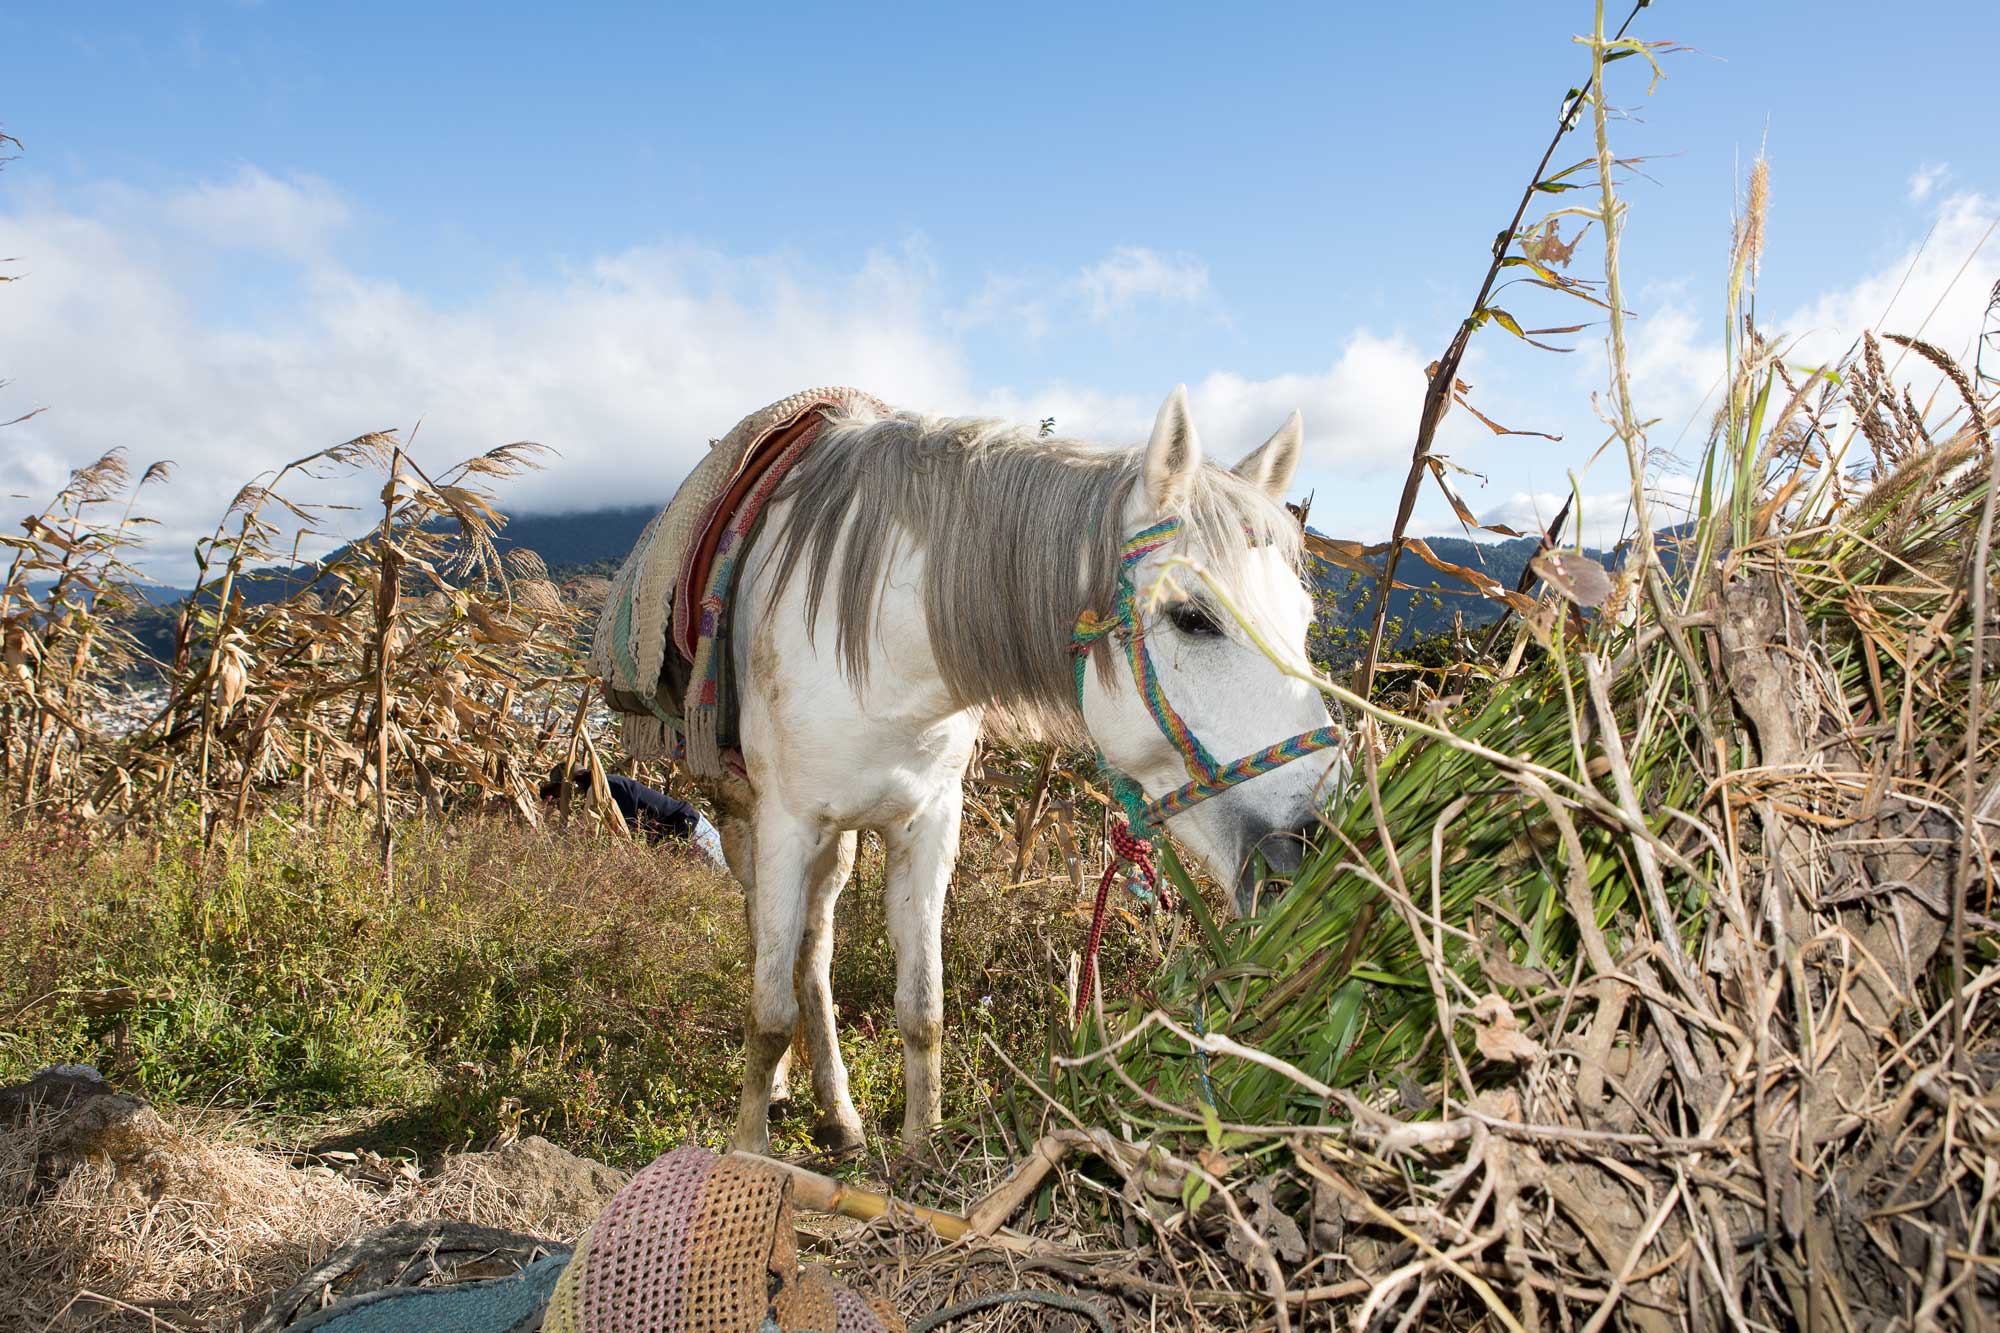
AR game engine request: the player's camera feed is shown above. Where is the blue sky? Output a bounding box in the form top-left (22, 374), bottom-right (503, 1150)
top-left (4, 2), bottom-right (1996, 580)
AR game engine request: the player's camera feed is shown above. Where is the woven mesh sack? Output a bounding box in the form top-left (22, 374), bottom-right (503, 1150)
top-left (540, 1145), bottom-right (901, 1333)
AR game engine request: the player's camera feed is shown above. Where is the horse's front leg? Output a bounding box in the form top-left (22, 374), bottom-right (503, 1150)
top-left (718, 799), bottom-right (796, 1105)
top-left (882, 790), bottom-right (963, 1148)
top-left (732, 808), bottom-right (837, 1154)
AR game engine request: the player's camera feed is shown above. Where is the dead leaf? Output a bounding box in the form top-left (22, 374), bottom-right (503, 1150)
top-left (1424, 457), bottom-right (1533, 537)
top-left (1197, 1147), bottom-right (1241, 1179)
top-left (1522, 599), bottom-right (1561, 650)
top-left (1531, 548), bottom-right (1614, 609)
top-left (1223, 1178), bottom-right (1307, 1270)
top-left (1403, 537), bottom-right (1508, 599)
top-left (3, 621), bottom-right (34, 678)
top-left (1751, 473), bottom-right (1805, 538)
top-left (217, 643), bottom-right (250, 721)
top-left (1428, 367), bottom-right (1565, 439)
top-left (1301, 533), bottom-right (1432, 593)
top-left (1519, 217), bottom-right (1592, 269)
top-left (1477, 931), bottom-right (1552, 991)
top-left (1469, 993), bottom-right (1544, 1064)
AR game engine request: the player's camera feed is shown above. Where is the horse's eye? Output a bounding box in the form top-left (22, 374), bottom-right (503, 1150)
top-left (1166, 601), bottom-right (1222, 638)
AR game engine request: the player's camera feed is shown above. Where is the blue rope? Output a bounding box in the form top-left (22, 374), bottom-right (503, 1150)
top-left (1192, 997), bottom-right (1219, 1111)
top-left (1106, 771), bottom-right (1155, 837)
top-left (910, 1288), bottom-right (1114, 1332)
top-left (762, 1288), bottom-right (1112, 1333)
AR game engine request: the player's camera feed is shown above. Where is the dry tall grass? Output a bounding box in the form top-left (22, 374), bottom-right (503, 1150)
top-left (0, 431), bottom-right (641, 872)
top-left (0, 1092), bottom-right (624, 1331)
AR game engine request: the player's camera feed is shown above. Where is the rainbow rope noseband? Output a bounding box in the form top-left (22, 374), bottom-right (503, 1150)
top-left (1066, 515), bottom-right (1344, 1022)
top-left (1070, 516), bottom-right (1347, 840)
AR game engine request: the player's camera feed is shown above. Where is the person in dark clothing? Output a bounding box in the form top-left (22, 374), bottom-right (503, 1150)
top-left (539, 768), bottom-right (727, 865)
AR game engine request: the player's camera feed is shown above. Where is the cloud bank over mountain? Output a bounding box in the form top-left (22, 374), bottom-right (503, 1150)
top-left (4, 166), bottom-right (1992, 579)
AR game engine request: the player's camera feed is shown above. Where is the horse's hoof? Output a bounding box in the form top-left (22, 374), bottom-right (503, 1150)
top-left (769, 1092), bottom-right (800, 1123)
top-left (810, 1119), bottom-right (867, 1157)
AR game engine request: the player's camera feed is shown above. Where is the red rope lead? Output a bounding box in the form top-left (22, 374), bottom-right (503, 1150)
top-left (1074, 820), bottom-right (1159, 1024)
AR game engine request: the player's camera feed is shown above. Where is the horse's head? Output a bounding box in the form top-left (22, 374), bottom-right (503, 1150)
top-left (1078, 386), bottom-right (1346, 916)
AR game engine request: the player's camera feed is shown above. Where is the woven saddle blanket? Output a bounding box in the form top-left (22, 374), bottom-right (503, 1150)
top-left (589, 387), bottom-right (887, 778)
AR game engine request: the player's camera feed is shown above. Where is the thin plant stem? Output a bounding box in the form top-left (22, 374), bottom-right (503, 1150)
top-left (1355, 0), bottom-right (1650, 700)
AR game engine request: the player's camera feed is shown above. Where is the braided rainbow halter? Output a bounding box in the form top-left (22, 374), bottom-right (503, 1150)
top-left (1069, 515), bottom-right (1345, 1021)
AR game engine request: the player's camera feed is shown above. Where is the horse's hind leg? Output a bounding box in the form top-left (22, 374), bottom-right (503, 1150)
top-left (732, 807), bottom-right (836, 1154)
top-left (882, 792), bottom-right (963, 1148)
top-left (795, 829), bottom-right (864, 1152)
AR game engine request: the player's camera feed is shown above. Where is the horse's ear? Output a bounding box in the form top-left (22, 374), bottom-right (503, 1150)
top-left (1144, 385), bottom-right (1202, 512)
top-left (1233, 410), bottom-right (1302, 501)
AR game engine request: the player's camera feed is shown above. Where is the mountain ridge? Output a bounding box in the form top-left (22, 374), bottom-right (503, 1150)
top-left (108, 503), bottom-right (1618, 669)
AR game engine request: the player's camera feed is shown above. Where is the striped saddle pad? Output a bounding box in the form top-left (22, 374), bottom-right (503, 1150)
top-left (588, 388), bottom-right (886, 776)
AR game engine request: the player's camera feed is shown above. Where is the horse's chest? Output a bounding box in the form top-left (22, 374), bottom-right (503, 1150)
top-left (753, 711), bottom-right (977, 829)
top-left (736, 528), bottom-right (977, 829)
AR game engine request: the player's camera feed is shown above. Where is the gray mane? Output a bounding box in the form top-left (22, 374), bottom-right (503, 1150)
top-left (763, 407), bottom-right (1302, 739)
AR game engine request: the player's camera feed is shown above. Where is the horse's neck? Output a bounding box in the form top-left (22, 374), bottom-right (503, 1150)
top-left (740, 514), bottom-right (966, 726)
top-left (744, 472), bottom-right (1096, 739)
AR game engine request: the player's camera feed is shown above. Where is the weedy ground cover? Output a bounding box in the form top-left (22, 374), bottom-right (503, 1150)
top-left (0, 811), bottom-right (1132, 1168)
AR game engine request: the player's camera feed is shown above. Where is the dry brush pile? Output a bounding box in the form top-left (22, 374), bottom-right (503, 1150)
top-left (862, 16), bottom-right (2000, 1332)
top-left (1002, 405), bottom-right (1999, 1331)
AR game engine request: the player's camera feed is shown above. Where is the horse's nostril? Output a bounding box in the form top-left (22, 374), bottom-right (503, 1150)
top-left (1264, 827), bottom-right (1310, 874)
top-left (1234, 822), bottom-right (1314, 915)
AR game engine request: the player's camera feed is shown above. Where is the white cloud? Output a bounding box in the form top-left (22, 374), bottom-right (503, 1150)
top-left (978, 332), bottom-right (1451, 482)
top-left (1562, 185), bottom-right (1999, 510)
top-left (57, 160), bottom-right (1964, 590)
top-left (1619, 302), bottom-right (1724, 451)
top-left (0, 175), bottom-right (974, 580)
top-left (955, 272), bottom-right (1055, 339)
top-left (972, 333), bottom-right (1505, 549)
top-left (1785, 188), bottom-right (1997, 370)
top-left (1480, 476), bottom-right (1701, 553)
top-left (1908, 163), bottom-right (1948, 204)
top-left (1074, 246), bottom-right (1209, 321)
top-left (4, 173), bottom-right (1409, 584)
top-left (957, 244), bottom-right (1212, 336)
top-left (161, 166), bottom-right (352, 259)
top-left (1195, 336), bottom-right (1437, 475)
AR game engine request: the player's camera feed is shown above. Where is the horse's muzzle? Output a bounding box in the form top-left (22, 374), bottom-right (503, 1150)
top-left (1234, 821), bottom-right (1314, 916)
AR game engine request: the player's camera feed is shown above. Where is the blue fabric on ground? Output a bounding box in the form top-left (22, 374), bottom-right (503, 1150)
top-left (283, 1252), bottom-right (569, 1333)
top-left (602, 776), bottom-right (726, 867)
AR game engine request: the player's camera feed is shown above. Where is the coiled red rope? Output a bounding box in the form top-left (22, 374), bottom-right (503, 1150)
top-left (1074, 819), bottom-right (1161, 1023)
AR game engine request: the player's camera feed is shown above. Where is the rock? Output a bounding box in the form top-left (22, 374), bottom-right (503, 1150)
top-left (33, 1091), bottom-right (184, 1197)
top-left (0, 1064), bottom-right (119, 1123)
top-left (0, 1069), bottom-right (208, 1201)
top-left (427, 1135), bottom-right (628, 1234)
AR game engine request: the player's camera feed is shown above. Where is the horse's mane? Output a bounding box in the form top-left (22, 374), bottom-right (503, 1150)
top-left (763, 406), bottom-right (1302, 740)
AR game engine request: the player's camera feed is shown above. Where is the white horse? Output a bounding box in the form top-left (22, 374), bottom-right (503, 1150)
top-left (712, 386), bottom-right (1340, 1153)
